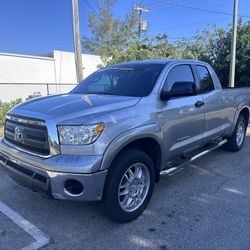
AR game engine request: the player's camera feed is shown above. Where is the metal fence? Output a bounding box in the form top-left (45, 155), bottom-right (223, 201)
top-left (0, 82), bottom-right (77, 96)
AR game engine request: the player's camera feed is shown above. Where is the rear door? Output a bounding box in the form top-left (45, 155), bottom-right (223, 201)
top-left (195, 65), bottom-right (230, 142)
top-left (161, 64), bottom-right (205, 160)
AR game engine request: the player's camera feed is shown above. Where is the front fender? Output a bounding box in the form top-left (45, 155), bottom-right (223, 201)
top-left (100, 124), bottom-right (164, 171)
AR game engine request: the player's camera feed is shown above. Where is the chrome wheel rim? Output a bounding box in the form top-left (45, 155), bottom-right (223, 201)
top-left (118, 163), bottom-right (150, 212)
top-left (236, 121), bottom-right (245, 146)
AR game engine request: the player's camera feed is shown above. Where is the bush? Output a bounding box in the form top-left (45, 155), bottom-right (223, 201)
top-left (0, 126), bottom-right (3, 137)
top-left (0, 99), bottom-right (22, 124)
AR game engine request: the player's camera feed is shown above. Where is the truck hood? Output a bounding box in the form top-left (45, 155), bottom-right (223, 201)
top-left (11, 94), bottom-right (140, 123)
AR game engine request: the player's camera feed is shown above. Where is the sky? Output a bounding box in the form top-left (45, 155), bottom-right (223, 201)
top-left (0, 0), bottom-right (250, 56)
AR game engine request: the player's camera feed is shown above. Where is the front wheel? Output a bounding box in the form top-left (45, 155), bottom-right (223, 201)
top-left (101, 148), bottom-right (155, 222)
top-left (223, 115), bottom-right (247, 152)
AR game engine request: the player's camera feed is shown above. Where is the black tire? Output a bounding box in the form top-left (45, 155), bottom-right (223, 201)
top-left (223, 115), bottom-right (247, 152)
top-left (101, 148), bottom-right (155, 222)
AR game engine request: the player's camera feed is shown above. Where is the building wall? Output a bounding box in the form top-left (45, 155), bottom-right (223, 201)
top-left (0, 50), bottom-right (102, 102)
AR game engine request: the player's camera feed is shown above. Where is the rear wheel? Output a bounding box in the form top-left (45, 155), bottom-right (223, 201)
top-left (223, 115), bottom-right (247, 152)
top-left (101, 148), bottom-right (155, 222)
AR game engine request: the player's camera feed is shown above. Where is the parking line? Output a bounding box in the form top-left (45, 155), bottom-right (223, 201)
top-left (0, 201), bottom-right (50, 250)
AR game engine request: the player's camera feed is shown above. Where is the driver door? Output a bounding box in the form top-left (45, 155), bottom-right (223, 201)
top-left (161, 64), bottom-right (205, 160)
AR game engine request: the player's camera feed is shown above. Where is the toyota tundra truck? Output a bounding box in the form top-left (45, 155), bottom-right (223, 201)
top-left (0, 59), bottom-right (250, 222)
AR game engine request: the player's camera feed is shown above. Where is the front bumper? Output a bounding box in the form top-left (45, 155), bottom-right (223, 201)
top-left (0, 139), bottom-right (107, 201)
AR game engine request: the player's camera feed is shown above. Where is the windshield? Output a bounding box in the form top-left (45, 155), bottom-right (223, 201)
top-left (72, 64), bottom-right (165, 97)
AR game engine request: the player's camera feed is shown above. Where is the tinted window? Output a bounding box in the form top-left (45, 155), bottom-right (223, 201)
top-left (163, 65), bottom-right (195, 92)
top-left (72, 64), bottom-right (165, 97)
top-left (197, 66), bottom-right (214, 93)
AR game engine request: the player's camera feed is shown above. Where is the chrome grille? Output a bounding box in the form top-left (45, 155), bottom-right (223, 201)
top-left (4, 115), bottom-right (50, 156)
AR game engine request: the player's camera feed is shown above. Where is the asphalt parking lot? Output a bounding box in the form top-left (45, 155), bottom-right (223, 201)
top-left (1, 129), bottom-right (250, 250)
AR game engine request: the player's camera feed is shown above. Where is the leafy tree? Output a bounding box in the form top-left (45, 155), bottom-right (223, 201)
top-left (192, 26), bottom-right (230, 87)
top-left (106, 34), bottom-right (178, 65)
top-left (235, 19), bottom-right (250, 87)
top-left (83, 1), bottom-right (250, 87)
top-left (180, 19), bottom-right (250, 87)
top-left (0, 99), bottom-right (22, 124)
top-left (81, 0), bottom-right (139, 65)
top-left (151, 34), bottom-right (178, 59)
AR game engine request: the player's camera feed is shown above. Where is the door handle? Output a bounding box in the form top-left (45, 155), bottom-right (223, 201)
top-left (195, 100), bottom-right (204, 108)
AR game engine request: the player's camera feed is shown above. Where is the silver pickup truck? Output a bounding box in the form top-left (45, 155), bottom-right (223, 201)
top-left (1, 59), bottom-right (250, 222)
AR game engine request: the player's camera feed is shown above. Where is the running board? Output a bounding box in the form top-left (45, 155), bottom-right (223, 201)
top-left (160, 139), bottom-right (227, 176)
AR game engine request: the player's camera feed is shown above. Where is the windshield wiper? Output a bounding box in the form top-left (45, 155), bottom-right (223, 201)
top-left (74, 92), bottom-right (118, 96)
top-left (107, 67), bottom-right (135, 71)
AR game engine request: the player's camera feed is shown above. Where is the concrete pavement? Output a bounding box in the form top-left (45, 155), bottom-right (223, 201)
top-left (0, 130), bottom-right (250, 250)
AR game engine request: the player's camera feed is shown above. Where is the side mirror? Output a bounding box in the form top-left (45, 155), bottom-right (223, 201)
top-left (161, 81), bottom-right (196, 100)
top-left (160, 91), bottom-right (170, 100)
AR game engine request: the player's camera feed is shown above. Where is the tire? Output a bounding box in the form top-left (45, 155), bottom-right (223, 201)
top-left (223, 115), bottom-right (247, 152)
top-left (101, 148), bottom-right (155, 222)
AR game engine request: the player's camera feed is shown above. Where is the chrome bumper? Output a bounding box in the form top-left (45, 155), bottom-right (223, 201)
top-left (0, 139), bottom-right (107, 201)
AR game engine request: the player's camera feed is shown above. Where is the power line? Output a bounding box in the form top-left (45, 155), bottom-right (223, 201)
top-left (168, 36), bottom-right (195, 40)
top-left (151, 0), bottom-right (250, 18)
top-left (205, 0), bottom-right (232, 6)
top-left (150, 0), bottom-right (202, 12)
top-left (147, 34), bottom-right (196, 40)
top-left (82, 0), bottom-right (96, 13)
top-left (145, 0), bottom-right (188, 10)
top-left (149, 16), bottom-right (231, 32)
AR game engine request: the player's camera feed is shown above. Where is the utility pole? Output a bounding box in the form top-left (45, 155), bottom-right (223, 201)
top-left (72, 0), bottom-right (83, 83)
top-left (133, 6), bottom-right (150, 40)
top-left (229, 0), bottom-right (238, 87)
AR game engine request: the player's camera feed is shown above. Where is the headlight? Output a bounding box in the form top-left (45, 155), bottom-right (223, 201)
top-left (58, 123), bottom-right (104, 145)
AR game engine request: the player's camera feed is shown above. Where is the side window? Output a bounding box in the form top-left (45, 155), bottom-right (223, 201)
top-left (163, 65), bottom-right (195, 92)
top-left (197, 66), bottom-right (214, 93)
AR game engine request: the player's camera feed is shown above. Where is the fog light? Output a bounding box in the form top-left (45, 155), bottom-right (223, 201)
top-left (64, 179), bottom-right (84, 196)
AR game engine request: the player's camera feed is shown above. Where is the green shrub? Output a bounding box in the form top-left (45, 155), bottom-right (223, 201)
top-left (0, 99), bottom-right (22, 124)
top-left (0, 126), bottom-right (3, 137)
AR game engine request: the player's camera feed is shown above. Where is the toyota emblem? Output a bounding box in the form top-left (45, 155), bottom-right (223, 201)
top-left (14, 127), bottom-right (23, 142)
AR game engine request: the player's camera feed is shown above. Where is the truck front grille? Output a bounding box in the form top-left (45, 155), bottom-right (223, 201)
top-left (4, 115), bottom-right (50, 156)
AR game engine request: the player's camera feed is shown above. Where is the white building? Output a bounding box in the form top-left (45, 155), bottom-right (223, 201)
top-left (0, 50), bottom-right (102, 102)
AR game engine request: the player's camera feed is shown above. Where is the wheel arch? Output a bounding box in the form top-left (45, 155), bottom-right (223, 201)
top-left (100, 125), bottom-right (164, 182)
top-left (239, 107), bottom-right (250, 124)
top-left (231, 106), bottom-right (249, 134)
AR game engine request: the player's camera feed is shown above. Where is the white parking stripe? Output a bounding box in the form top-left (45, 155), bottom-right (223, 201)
top-left (0, 201), bottom-right (50, 250)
